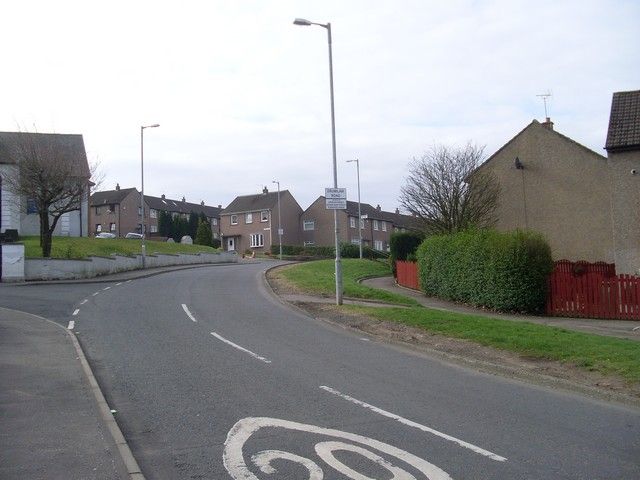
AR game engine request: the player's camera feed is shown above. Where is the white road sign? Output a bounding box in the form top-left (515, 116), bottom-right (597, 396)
top-left (326, 198), bottom-right (347, 210)
top-left (325, 187), bottom-right (347, 199)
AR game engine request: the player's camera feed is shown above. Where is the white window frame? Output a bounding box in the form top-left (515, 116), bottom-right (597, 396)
top-left (260, 210), bottom-right (269, 222)
top-left (150, 209), bottom-right (157, 219)
top-left (150, 225), bottom-right (158, 233)
top-left (303, 220), bottom-right (315, 231)
top-left (360, 219), bottom-right (365, 229)
top-left (96, 224), bottom-right (102, 233)
top-left (231, 215), bottom-right (238, 225)
top-left (351, 238), bottom-right (361, 245)
top-left (374, 240), bottom-right (383, 251)
top-left (381, 221), bottom-right (387, 232)
top-left (110, 223), bottom-right (116, 232)
top-left (350, 217), bottom-right (356, 228)
top-left (304, 241), bottom-right (315, 246)
top-left (245, 213), bottom-right (253, 224)
top-left (213, 218), bottom-right (218, 226)
top-left (250, 233), bottom-right (264, 248)
top-left (373, 219), bottom-right (379, 231)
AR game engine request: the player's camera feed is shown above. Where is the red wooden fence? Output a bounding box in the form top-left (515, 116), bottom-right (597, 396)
top-left (546, 260), bottom-right (640, 320)
top-left (396, 260), bottom-right (419, 290)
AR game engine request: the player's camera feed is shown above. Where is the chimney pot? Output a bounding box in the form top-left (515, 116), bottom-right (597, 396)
top-left (182, 196), bottom-right (186, 202)
top-left (115, 183), bottom-right (120, 191)
top-left (218, 204), bottom-right (222, 209)
top-left (542, 117), bottom-right (554, 130)
top-left (376, 204), bottom-right (381, 211)
top-left (262, 186), bottom-right (268, 194)
top-left (161, 194), bottom-right (165, 199)
top-left (201, 200), bottom-right (205, 206)
top-left (395, 208), bottom-right (399, 214)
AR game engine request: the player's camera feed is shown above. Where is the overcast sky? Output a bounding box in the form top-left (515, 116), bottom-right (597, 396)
top-left (2, 1), bottom-right (638, 212)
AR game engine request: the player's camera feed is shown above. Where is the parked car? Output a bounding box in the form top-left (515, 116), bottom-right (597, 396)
top-left (125, 232), bottom-right (144, 239)
top-left (95, 232), bottom-right (116, 239)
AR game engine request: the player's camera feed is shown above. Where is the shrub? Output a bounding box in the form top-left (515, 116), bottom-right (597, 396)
top-left (389, 231), bottom-right (424, 275)
top-left (416, 229), bottom-right (553, 313)
top-left (195, 220), bottom-right (213, 246)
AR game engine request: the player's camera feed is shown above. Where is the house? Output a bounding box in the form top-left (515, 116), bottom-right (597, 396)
top-left (471, 118), bottom-right (614, 263)
top-left (301, 197), bottom-right (419, 251)
top-left (605, 89), bottom-right (640, 274)
top-left (90, 185), bottom-right (222, 239)
top-left (220, 187), bottom-right (302, 253)
top-left (0, 131), bottom-right (91, 237)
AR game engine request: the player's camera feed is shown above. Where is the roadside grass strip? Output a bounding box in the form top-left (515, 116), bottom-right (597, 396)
top-left (346, 305), bottom-right (640, 384)
top-left (279, 259), bottom-right (420, 306)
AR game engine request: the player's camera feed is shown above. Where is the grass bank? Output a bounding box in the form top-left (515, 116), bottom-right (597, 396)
top-left (278, 259), bottom-right (419, 306)
top-left (22, 236), bottom-right (219, 259)
top-left (278, 259), bottom-right (640, 385)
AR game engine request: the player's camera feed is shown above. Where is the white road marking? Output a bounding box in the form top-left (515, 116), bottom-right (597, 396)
top-left (67, 321), bottom-right (75, 330)
top-left (116, 282), bottom-right (123, 286)
top-left (125, 280), bottom-right (132, 283)
top-left (181, 304), bottom-right (198, 323)
top-left (72, 309), bottom-right (79, 316)
top-left (633, 326), bottom-right (640, 332)
top-left (79, 299), bottom-right (88, 305)
top-left (92, 292), bottom-right (99, 296)
top-left (103, 286), bottom-right (111, 291)
top-left (320, 385), bottom-right (507, 462)
top-left (210, 332), bottom-right (271, 364)
top-left (360, 337), bottom-right (371, 342)
top-left (224, 417), bottom-right (453, 479)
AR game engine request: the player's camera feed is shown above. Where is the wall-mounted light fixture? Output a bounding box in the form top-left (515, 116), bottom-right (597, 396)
top-left (515, 157), bottom-right (524, 170)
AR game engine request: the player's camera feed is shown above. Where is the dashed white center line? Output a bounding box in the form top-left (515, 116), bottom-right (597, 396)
top-left (116, 282), bottom-right (123, 286)
top-left (125, 280), bottom-right (132, 283)
top-left (67, 321), bottom-right (75, 330)
top-left (210, 332), bottom-right (271, 364)
top-left (92, 292), bottom-right (99, 296)
top-left (103, 286), bottom-right (111, 291)
top-left (319, 385), bottom-right (507, 462)
top-left (79, 299), bottom-right (88, 305)
top-left (72, 309), bottom-right (79, 316)
top-left (181, 304), bottom-right (198, 323)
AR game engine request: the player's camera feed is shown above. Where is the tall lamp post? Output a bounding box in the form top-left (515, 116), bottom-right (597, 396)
top-left (140, 123), bottom-right (160, 268)
top-left (346, 159), bottom-right (362, 259)
top-left (272, 180), bottom-right (282, 260)
top-left (294, 17), bottom-right (343, 305)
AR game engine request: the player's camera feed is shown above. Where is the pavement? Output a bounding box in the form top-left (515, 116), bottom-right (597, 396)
top-left (1, 261), bottom-right (638, 479)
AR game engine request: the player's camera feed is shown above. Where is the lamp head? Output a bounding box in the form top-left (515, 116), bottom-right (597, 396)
top-left (293, 18), bottom-right (312, 26)
top-left (142, 124), bottom-right (160, 129)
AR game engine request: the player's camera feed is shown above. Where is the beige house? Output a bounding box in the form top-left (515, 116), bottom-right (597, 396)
top-left (301, 197), bottom-right (419, 250)
top-left (220, 187), bottom-right (302, 253)
top-left (472, 118), bottom-right (614, 263)
top-left (605, 89), bottom-right (640, 275)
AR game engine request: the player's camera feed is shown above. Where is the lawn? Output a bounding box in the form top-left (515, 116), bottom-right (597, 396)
top-left (278, 258), bottom-right (420, 306)
top-left (279, 259), bottom-right (640, 385)
top-left (21, 236), bottom-right (219, 259)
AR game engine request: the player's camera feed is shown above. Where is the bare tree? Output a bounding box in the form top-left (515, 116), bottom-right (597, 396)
top-left (399, 143), bottom-right (500, 235)
top-left (2, 131), bottom-right (96, 257)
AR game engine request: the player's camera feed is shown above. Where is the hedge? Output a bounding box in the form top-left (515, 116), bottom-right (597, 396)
top-left (389, 231), bottom-right (424, 275)
top-left (269, 244), bottom-right (386, 259)
top-left (416, 230), bottom-right (553, 313)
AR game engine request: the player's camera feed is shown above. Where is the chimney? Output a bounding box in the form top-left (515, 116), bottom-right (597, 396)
top-left (115, 183), bottom-right (120, 191)
top-left (376, 204), bottom-right (381, 211)
top-left (541, 117), bottom-right (554, 130)
top-left (161, 194), bottom-right (165, 199)
top-left (395, 208), bottom-right (399, 214)
top-left (262, 186), bottom-right (268, 194)
top-left (200, 200), bottom-right (205, 206)
top-left (182, 196), bottom-right (186, 202)
top-left (218, 204), bottom-right (222, 209)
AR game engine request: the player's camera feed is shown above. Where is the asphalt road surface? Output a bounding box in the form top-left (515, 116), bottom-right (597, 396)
top-left (2, 262), bottom-right (639, 479)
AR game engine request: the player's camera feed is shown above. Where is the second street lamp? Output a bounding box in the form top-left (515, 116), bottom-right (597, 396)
top-left (347, 159), bottom-right (362, 259)
top-left (140, 123), bottom-right (160, 268)
top-left (294, 17), bottom-right (343, 305)
top-left (272, 180), bottom-right (282, 260)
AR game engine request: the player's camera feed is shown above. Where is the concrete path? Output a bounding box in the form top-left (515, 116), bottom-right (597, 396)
top-left (362, 276), bottom-right (640, 341)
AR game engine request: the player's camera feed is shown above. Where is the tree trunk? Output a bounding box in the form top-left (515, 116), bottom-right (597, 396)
top-left (40, 210), bottom-right (52, 257)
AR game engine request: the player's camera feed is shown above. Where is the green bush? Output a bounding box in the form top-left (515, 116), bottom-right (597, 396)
top-left (269, 244), bottom-right (334, 257)
top-left (195, 220), bottom-right (213, 246)
top-left (416, 229), bottom-right (553, 313)
top-left (389, 231), bottom-right (424, 275)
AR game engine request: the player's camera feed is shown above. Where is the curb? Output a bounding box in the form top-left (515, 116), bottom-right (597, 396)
top-left (0, 307), bottom-right (146, 479)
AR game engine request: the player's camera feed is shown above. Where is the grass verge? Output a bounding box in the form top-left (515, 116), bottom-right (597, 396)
top-left (278, 259), bottom-right (419, 306)
top-left (21, 236), bottom-right (219, 259)
top-left (347, 305), bottom-right (640, 384)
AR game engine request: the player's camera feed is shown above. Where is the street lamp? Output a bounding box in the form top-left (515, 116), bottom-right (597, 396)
top-left (140, 123), bottom-right (160, 268)
top-left (294, 17), bottom-right (343, 305)
top-left (272, 180), bottom-right (282, 260)
top-left (347, 159), bottom-right (362, 259)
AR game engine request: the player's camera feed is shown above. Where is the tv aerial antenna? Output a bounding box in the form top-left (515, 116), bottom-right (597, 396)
top-left (536, 91), bottom-right (552, 119)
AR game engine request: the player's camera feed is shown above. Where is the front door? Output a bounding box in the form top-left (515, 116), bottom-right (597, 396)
top-left (227, 237), bottom-right (235, 251)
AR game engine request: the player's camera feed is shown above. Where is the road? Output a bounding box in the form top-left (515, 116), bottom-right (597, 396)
top-left (1, 261), bottom-right (639, 479)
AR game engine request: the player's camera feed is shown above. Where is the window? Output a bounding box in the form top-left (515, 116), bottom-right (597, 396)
top-left (304, 241), bottom-right (315, 246)
top-left (303, 220), bottom-right (315, 231)
top-left (360, 219), bottom-right (365, 229)
top-left (138, 206), bottom-right (142, 216)
top-left (26, 198), bottom-right (37, 214)
top-left (245, 213), bottom-right (253, 224)
top-left (213, 218), bottom-right (218, 226)
top-left (96, 224), bottom-right (102, 233)
top-left (231, 215), bottom-right (238, 225)
top-left (250, 233), bottom-right (264, 247)
top-left (261, 210), bottom-right (269, 222)
top-left (213, 232), bottom-right (219, 239)
top-left (95, 206), bottom-right (101, 215)
top-left (381, 221), bottom-right (387, 232)
top-left (373, 220), bottom-right (379, 231)
top-left (150, 209), bottom-right (157, 219)
top-left (374, 240), bottom-right (383, 251)
top-left (350, 217), bottom-right (356, 228)
top-left (351, 238), bottom-right (361, 245)
top-left (108, 204), bottom-right (115, 214)
top-left (150, 225), bottom-right (158, 233)
top-left (110, 223), bottom-right (116, 232)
